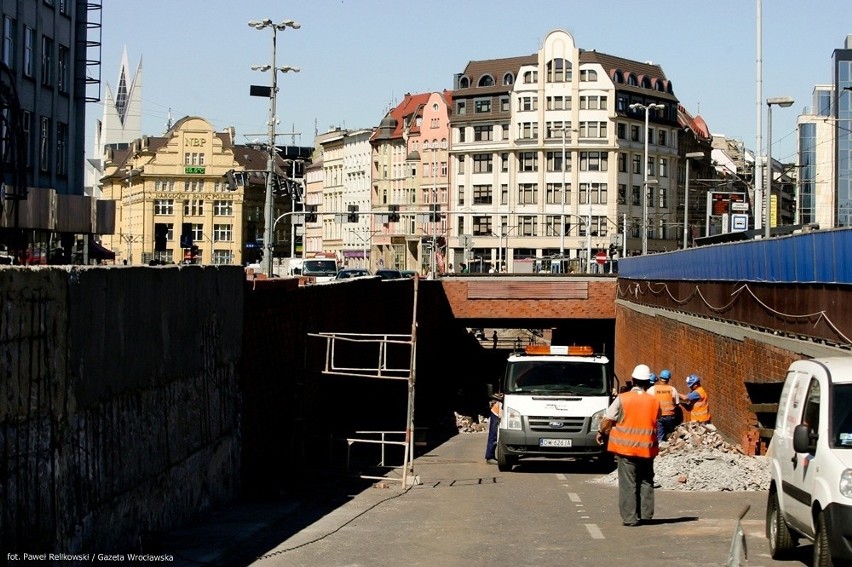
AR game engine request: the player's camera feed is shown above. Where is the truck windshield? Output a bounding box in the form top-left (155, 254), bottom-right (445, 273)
top-left (303, 260), bottom-right (338, 276)
top-left (832, 384), bottom-right (852, 449)
top-left (504, 360), bottom-right (607, 395)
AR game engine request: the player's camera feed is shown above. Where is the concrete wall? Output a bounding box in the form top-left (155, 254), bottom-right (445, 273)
top-left (0, 265), bottom-right (244, 553)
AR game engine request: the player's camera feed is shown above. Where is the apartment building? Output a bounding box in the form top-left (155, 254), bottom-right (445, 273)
top-left (449, 29), bottom-right (682, 272)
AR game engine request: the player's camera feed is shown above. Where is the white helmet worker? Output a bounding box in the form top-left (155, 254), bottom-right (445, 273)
top-left (631, 364), bottom-right (652, 382)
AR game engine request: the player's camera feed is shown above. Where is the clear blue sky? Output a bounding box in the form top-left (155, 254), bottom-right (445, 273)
top-left (87, 0), bottom-right (850, 162)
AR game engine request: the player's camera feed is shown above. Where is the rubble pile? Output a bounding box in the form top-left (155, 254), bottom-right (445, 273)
top-left (598, 422), bottom-right (771, 491)
top-left (455, 412), bottom-right (488, 433)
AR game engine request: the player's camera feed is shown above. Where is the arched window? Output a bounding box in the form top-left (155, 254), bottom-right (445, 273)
top-left (459, 76), bottom-right (470, 89)
top-left (478, 74), bottom-right (495, 87)
top-left (503, 72), bottom-right (514, 86)
top-left (612, 70), bottom-right (623, 84)
top-left (666, 81), bottom-right (674, 94)
top-left (580, 69), bottom-right (598, 82)
top-left (641, 76), bottom-right (652, 89)
top-left (627, 73), bottom-right (637, 86)
top-left (654, 79), bottom-right (666, 92)
top-left (546, 58), bottom-right (571, 83)
top-left (523, 70), bottom-right (538, 84)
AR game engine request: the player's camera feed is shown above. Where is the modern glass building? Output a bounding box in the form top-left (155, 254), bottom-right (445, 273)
top-left (834, 37), bottom-right (852, 227)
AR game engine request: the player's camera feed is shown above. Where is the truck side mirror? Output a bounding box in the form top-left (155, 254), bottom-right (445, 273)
top-left (793, 424), bottom-right (817, 454)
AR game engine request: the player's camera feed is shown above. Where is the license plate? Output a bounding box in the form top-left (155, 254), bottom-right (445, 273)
top-left (539, 438), bottom-right (572, 447)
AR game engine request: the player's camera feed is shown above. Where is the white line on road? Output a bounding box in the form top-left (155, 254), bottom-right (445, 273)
top-left (556, 473), bottom-right (567, 481)
top-left (567, 492), bottom-right (581, 503)
top-left (585, 524), bottom-right (605, 539)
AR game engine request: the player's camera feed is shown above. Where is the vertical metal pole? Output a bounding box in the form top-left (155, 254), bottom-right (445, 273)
top-left (683, 158), bottom-right (691, 249)
top-left (126, 174), bottom-right (132, 264)
top-left (263, 29), bottom-right (278, 278)
top-left (642, 107), bottom-right (650, 255)
top-left (431, 148), bottom-right (437, 276)
top-left (403, 274), bottom-right (420, 487)
top-left (754, 0), bottom-right (764, 233)
top-left (587, 183), bottom-right (592, 272)
top-left (765, 103), bottom-right (773, 238)
top-left (560, 128), bottom-right (566, 259)
top-left (622, 212), bottom-right (627, 259)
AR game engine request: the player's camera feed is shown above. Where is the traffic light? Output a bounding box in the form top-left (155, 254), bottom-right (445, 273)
top-left (304, 205), bottom-right (318, 223)
top-left (388, 205), bottom-right (400, 222)
top-left (347, 204), bottom-right (359, 223)
top-left (154, 223), bottom-right (168, 252)
top-left (430, 204), bottom-right (442, 222)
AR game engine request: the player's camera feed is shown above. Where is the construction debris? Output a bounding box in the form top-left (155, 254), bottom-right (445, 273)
top-left (597, 422), bottom-right (771, 491)
top-left (455, 412), bottom-right (488, 433)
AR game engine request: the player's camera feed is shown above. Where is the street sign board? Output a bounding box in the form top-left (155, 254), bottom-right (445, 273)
top-left (595, 251), bottom-right (607, 265)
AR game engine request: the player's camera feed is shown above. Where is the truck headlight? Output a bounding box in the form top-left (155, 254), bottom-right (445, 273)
top-left (840, 469), bottom-right (852, 498)
top-left (589, 409), bottom-right (605, 433)
top-left (505, 406), bottom-right (522, 430)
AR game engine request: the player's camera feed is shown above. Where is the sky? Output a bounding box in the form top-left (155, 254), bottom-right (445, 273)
top-left (87, 0), bottom-right (852, 163)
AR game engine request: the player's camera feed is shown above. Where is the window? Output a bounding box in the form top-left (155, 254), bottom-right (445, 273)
top-left (23, 26), bottom-right (33, 78)
top-left (632, 185), bottom-right (641, 206)
top-left (518, 183), bottom-right (537, 204)
top-left (580, 95), bottom-right (606, 110)
top-left (39, 116), bottom-right (50, 171)
top-left (213, 224), bottom-right (232, 242)
top-left (546, 58), bottom-right (571, 83)
top-left (154, 199), bottom-right (174, 215)
top-left (500, 96), bottom-right (510, 112)
top-left (57, 45), bottom-right (68, 93)
top-left (546, 182), bottom-right (569, 204)
top-left (519, 122), bottom-right (538, 139)
top-left (658, 187), bottom-right (668, 208)
top-left (518, 152), bottom-right (537, 172)
top-left (473, 154), bottom-right (493, 173)
top-left (478, 75), bottom-right (494, 87)
top-left (519, 96), bottom-right (538, 111)
top-left (55, 122), bottom-right (67, 175)
top-left (41, 36), bottom-right (53, 86)
top-left (546, 96), bottom-right (570, 110)
top-left (580, 151), bottom-right (608, 172)
top-left (658, 129), bottom-right (667, 146)
top-left (579, 121), bottom-right (607, 139)
top-left (459, 77), bottom-right (470, 89)
top-left (457, 101), bottom-right (466, 115)
top-left (475, 98), bottom-right (491, 113)
top-left (544, 216), bottom-right (563, 236)
top-left (473, 184), bottom-right (493, 204)
top-left (501, 152), bottom-right (509, 172)
top-left (523, 70), bottom-right (538, 84)
top-left (580, 69), bottom-right (598, 81)
top-left (214, 200), bottom-right (233, 216)
top-left (499, 123), bottom-right (509, 141)
top-left (457, 126), bottom-right (466, 143)
top-left (618, 184), bottom-right (627, 205)
top-left (457, 155), bottom-right (465, 174)
top-left (617, 123), bottom-right (626, 140)
top-left (474, 125), bottom-right (492, 141)
top-left (501, 184), bottom-right (508, 205)
top-left (212, 250), bottom-right (233, 265)
top-left (580, 183), bottom-right (607, 205)
top-left (618, 152), bottom-right (626, 173)
top-left (2, 17), bottom-right (14, 69)
top-left (21, 111), bottom-right (31, 166)
top-left (546, 151), bottom-right (571, 172)
top-left (503, 73), bottom-right (514, 86)
top-left (519, 215), bottom-right (536, 236)
top-left (183, 198), bottom-right (204, 216)
top-left (473, 215), bottom-right (492, 236)
top-left (546, 121), bottom-right (572, 139)
top-left (630, 125), bottom-right (640, 142)
top-left (659, 158), bottom-right (668, 178)
top-left (632, 155), bottom-right (641, 175)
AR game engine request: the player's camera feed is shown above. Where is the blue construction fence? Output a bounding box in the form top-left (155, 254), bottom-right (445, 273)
top-left (618, 227), bottom-right (852, 284)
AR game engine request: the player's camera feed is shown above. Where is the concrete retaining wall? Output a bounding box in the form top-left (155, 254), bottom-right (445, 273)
top-left (0, 265), bottom-right (244, 553)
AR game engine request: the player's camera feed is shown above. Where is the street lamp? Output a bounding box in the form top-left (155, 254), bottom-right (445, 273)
top-left (554, 127), bottom-right (568, 259)
top-left (249, 17), bottom-right (300, 278)
top-left (123, 167), bottom-right (142, 264)
top-left (630, 102), bottom-right (665, 255)
top-left (683, 152), bottom-right (705, 249)
top-left (765, 96), bottom-right (794, 238)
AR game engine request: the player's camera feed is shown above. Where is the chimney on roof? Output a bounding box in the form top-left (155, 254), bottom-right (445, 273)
top-left (846, 34), bottom-right (852, 49)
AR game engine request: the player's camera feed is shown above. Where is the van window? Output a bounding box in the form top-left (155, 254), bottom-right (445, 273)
top-left (833, 384), bottom-right (852, 448)
top-left (802, 379), bottom-right (821, 453)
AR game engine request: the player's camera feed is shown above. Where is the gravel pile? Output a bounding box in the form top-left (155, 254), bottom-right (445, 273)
top-left (596, 422), bottom-right (771, 491)
top-left (455, 411), bottom-right (488, 433)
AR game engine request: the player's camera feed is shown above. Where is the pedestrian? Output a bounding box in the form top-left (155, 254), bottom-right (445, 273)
top-left (460, 263), bottom-right (469, 274)
top-left (485, 393), bottom-right (502, 464)
top-left (648, 369), bottom-right (679, 441)
top-left (596, 364), bottom-right (661, 526)
top-left (679, 374), bottom-right (711, 423)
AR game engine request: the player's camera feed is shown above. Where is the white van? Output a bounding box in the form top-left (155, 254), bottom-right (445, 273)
top-left (766, 357), bottom-right (852, 566)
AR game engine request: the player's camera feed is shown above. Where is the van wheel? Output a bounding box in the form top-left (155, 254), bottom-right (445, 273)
top-left (767, 490), bottom-right (795, 559)
top-left (496, 446), bottom-right (516, 472)
top-left (814, 511), bottom-right (834, 567)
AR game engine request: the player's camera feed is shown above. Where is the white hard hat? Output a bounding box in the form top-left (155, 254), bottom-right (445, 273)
top-left (631, 364), bottom-right (652, 382)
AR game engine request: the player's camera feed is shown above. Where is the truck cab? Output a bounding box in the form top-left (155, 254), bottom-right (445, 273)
top-left (766, 357), bottom-right (852, 565)
top-left (496, 345), bottom-right (613, 471)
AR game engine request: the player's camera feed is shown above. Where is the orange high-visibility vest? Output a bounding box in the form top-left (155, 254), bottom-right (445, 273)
top-left (653, 383), bottom-right (676, 417)
top-left (690, 386), bottom-right (711, 422)
top-left (607, 391), bottom-right (660, 459)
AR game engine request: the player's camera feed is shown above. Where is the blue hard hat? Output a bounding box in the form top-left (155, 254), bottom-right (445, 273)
top-left (686, 374), bottom-right (700, 387)
top-left (660, 369), bottom-right (671, 380)
top-left (648, 372), bottom-right (657, 384)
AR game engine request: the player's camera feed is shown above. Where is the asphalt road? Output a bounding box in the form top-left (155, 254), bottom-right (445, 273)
top-left (205, 431), bottom-right (814, 567)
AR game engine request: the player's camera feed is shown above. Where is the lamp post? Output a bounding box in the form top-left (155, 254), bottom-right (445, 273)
top-left (557, 127), bottom-right (567, 259)
top-left (123, 167), bottom-right (141, 264)
top-left (630, 102), bottom-right (665, 255)
top-left (431, 146), bottom-right (439, 276)
top-left (249, 17), bottom-right (300, 278)
top-left (765, 96), bottom-right (794, 238)
top-left (682, 152), bottom-right (705, 249)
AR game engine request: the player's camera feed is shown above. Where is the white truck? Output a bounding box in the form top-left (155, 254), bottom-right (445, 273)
top-left (766, 357), bottom-right (852, 566)
top-left (496, 345), bottom-right (614, 471)
top-left (282, 258), bottom-right (339, 283)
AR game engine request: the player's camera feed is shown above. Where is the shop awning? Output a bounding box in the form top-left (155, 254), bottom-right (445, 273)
top-left (88, 236), bottom-right (116, 261)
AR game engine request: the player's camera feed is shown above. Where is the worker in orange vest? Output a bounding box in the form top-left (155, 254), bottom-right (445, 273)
top-left (596, 364), bottom-right (661, 526)
top-left (649, 369), bottom-right (679, 441)
top-left (679, 374), bottom-right (711, 423)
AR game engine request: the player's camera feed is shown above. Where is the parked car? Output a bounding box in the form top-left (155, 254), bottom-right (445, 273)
top-left (335, 268), bottom-right (372, 280)
top-left (374, 269), bottom-right (403, 280)
top-left (766, 357), bottom-right (852, 565)
top-left (400, 270), bottom-right (417, 278)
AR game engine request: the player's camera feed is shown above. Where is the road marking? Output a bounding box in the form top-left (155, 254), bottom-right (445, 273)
top-left (567, 492), bottom-right (581, 503)
top-left (585, 524), bottom-right (604, 539)
top-left (556, 473), bottom-right (567, 481)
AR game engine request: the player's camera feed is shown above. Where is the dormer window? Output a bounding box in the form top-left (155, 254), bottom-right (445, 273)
top-left (503, 72), bottom-right (514, 86)
top-left (478, 74), bottom-right (495, 87)
top-left (459, 76), bottom-right (470, 89)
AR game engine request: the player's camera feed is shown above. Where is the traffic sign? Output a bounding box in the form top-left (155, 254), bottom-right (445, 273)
top-left (595, 251), bottom-right (607, 265)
